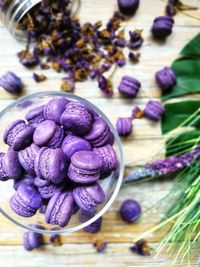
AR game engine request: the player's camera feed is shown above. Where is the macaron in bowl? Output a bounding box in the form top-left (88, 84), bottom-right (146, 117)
top-left (0, 92), bottom-right (124, 235)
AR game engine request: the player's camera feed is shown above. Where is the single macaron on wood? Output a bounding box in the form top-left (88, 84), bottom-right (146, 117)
top-left (61, 135), bottom-right (91, 161)
top-left (60, 101), bottom-right (93, 135)
top-left (25, 105), bottom-right (45, 128)
top-left (3, 119), bottom-right (34, 151)
top-left (73, 183), bottom-right (105, 213)
top-left (9, 184), bottom-right (42, 217)
top-left (33, 120), bottom-right (64, 148)
top-left (45, 190), bottom-right (74, 227)
top-left (68, 151), bottom-right (102, 184)
top-left (93, 144), bottom-right (118, 174)
top-left (43, 97), bottom-right (69, 124)
top-left (34, 147), bottom-right (67, 184)
top-left (84, 117), bottom-right (112, 147)
top-left (18, 143), bottom-right (40, 175)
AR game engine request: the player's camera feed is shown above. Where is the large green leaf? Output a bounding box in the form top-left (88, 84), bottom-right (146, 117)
top-left (166, 130), bottom-right (200, 157)
top-left (181, 33), bottom-right (200, 57)
top-left (162, 59), bottom-right (200, 101)
top-left (161, 100), bottom-right (200, 134)
top-left (161, 33), bottom-right (200, 101)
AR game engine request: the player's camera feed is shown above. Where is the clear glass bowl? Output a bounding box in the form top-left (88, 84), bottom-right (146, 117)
top-left (0, 92), bottom-right (124, 234)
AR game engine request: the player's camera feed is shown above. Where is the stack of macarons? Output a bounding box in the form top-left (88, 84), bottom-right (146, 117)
top-left (0, 97), bottom-right (119, 228)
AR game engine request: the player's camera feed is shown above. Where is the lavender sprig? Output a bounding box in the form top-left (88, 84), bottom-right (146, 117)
top-left (123, 144), bottom-right (200, 184)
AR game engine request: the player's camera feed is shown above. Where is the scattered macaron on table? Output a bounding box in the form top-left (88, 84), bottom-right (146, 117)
top-left (0, 92), bottom-right (123, 233)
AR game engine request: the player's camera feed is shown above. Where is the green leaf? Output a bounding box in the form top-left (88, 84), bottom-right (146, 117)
top-left (166, 130), bottom-right (200, 157)
top-left (161, 100), bottom-right (200, 134)
top-left (162, 59), bottom-right (200, 101)
top-left (181, 33), bottom-right (200, 57)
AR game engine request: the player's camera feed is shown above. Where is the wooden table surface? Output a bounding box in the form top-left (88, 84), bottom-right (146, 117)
top-left (0, 0), bottom-right (200, 266)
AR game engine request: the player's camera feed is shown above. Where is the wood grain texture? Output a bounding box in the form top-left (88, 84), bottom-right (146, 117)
top-left (0, 0), bottom-right (200, 266)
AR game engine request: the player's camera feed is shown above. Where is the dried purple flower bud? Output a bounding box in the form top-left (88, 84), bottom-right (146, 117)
top-left (49, 230), bottom-right (62, 246)
top-left (90, 68), bottom-right (100, 80)
top-left (143, 100), bottom-right (164, 121)
top-left (151, 16), bottom-right (174, 39)
top-left (130, 239), bottom-right (151, 256)
top-left (18, 50), bottom-right (39, 67)
top-left (33, 73), bottom-right (47, 83)
top-left (128, 52), bottom-right (140, 63)
top-left (118, 0), bottom-right (140, 16)
top-left (116, 117), bottom-right (133, 136)
top-left (131, 106), bottom-right (143, 119)
top-left (23, 225), bottom-right (44, 251)
top-left (61, 77), bottom-right (75, 93)
top-left (98, 75), bottom-right (113, 97)
top-left (155, 67), bottom-right (176, 93)
top-left (120, 199), bottom-right (141, 223)
top-left (166, 4), bottom-right (177, 16)
top-left (80, 212), bottom-right (102, 233)
top-left (114, 39), bottom-right (127, 48)
top-left (93, 239), bottom-right (107, 253)
top-left (128, 30), bottom-right (144, 49)
top-left (0, 71), bottom-right (23, 94)
top-left (118, 76), bottom-right (141, 98)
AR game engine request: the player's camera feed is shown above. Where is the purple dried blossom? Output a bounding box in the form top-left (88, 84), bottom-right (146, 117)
top-left (0, 71), bottom-right (23, 94)
top-left (18, 50), bottom-right (39, 67)
top-left (61, 77), bottom-right (75, 93)
top-left (128, 30), bottom-right (144, 49)
top-left (128, 52), bottom-right (140, 63)
top-left (131, 106), bottom-right (143, 119)
top-left (123, 144), bottom-right (200, 184)
top-left (49, 232), bottom-right (62, 246)
top-left (114, 39), bottom-right (127, 48)
top-left (33, 73), bottom-right (47, 83)
top-left (130, 240), bottom-right (151, 256)
top-left (98, 75), bottom-right (113, 97)
top-left (93, 240), bottom-right (107, 253)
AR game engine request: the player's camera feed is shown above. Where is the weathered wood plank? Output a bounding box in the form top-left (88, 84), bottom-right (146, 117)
top-left (0, 180), bottom-right (173, 245)
top-left (0, 243), bottom-right (199, 267)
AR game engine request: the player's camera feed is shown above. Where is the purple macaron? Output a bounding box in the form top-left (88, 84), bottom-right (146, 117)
top-left (118, 0), bottom-right (140, 16)
top-left (23, 225), bottom-right (44, 251)
top-left (33, 120), bottom-right (64, 148)
top-left (34, 177), bottom-right (62, 199)
top-left (9, 184), bottom-right (42, 217)
top-left (60, 101), bottom-right (93, 135)
top-left (143, 100), bottom-right (165, 121)
top-left (25, 105), bottom-right (45, 128)
top-left (80, 211), bottom-right (102, 233)
top-left (116, 117), bottom-right (133, 136)
top-left (18, 144), bottom-right (40, 175)
top-left (61, 134), bottom-right (91, 161)
top-left (68, 151), bottom-right (102, 184)
top-left (2, 148), bottom-right (22, 180)
top-left (45, 190), bottom-right (74, 227)
top-left (73, 183), bottom-right (105, 213)
top-left (93, 144), bottom-right (118, 174)
top-left (35, 147), bottom-right (67, 184)
top-left (13, 174), bottom-right (35, 191)
top-left (155, 66), bottom-right (176, 93)
top-left (84, 117), bottom-right (112, 147)
top-left (43, 97), bottom-right (69, 124)
top-left (118, 76), bottom-right (141, 98)
top-left (152, 16), bottom-right (174, 39)
top-left (3, 119), bottom-right (34, 151)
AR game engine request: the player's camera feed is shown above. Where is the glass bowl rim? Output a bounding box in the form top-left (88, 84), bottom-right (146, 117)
top-left (0, 91), bottom-right (124, 234)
